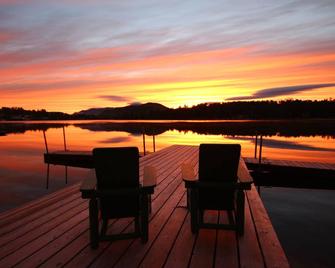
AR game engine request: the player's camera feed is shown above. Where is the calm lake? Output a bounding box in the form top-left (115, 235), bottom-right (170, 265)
top-left (1, 119), bottom-right (335, 267)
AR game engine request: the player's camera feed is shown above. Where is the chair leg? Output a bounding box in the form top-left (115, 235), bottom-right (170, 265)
top-left (141, 194), bottom-right (149, 243)
top-left (190, 189), bottom-right (198, 234)
top-left (148, 195), bottom-right (152, 214)
top-left (89, 198), bottom-right (99, 249)
top-left (228, 210), bottom-right (235, 225)
top-left (100, 219), bottom-right (108, 236)
top-left (187, 189), bottom-right (191, 211)
top-left (135, 216), bottom-right (140, 234)
top-left (199, 209), bottom-right (204, 225)
top-left (236, 189), bottom-right (245, 235)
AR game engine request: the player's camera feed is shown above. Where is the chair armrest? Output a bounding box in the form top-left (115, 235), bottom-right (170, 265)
top-left (80, 177), bottom-right (96, 199)
top-left (181, 162), bottom-right (198, 188)
top-left (143, 165), bottom-right (157, 187)
top-left (237, 158), bottom-right (253, 190)
top-left (181, 162), bottom-right (196, 181)
top-left (184, 180), bottom-right (198, 188)
top-left (140, 185), bottom-right (155, 194)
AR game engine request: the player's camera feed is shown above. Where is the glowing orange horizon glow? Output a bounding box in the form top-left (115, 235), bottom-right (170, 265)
top-left (1, 44), bottom-right (335, 113)
top-left (1, 1), bottom-right (335, 113)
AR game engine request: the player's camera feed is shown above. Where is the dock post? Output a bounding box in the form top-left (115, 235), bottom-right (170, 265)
top-left (254, 135), bottom-right (258, 158)
top-left (153, 134), bottom-right (156, 152)
top-left (62, 126), bottom-right (67, 151)
top-left (259, 135), bottom-right (263, 164)
top-left (142, 132), bottom-right (146, 156)
top-left (43, 130), bottom-right (49, 154)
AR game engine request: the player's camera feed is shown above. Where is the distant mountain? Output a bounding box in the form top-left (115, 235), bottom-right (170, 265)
top-left (74, 102), bottom-right (170, 119)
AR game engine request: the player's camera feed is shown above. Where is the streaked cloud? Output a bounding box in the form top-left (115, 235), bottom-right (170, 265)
top-left (0, 0), bottom-right (334, 112)
top-left (97, 95), bottom-right (133, 102)
top-left (129, 102), bottom-right (142, 106)
top-left (99, 136), bottom-right (132, 143)
top-left (226, 84), bottom-right (335, 101)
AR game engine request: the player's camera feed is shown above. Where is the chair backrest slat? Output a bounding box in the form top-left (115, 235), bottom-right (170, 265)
top-left (93, 147), bottom-right (139, 189)
top-left (199, 144), bottom-right (241, 182)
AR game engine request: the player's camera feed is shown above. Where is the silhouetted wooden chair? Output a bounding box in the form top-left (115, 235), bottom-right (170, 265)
top-left (182, 144), bottom-right (253, 235)
top-left (80, 147), bottom-right (156, 249)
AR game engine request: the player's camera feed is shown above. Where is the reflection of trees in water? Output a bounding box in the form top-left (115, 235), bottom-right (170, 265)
top-left (0, 123), bottom-right (69, 136)
top-left (76, 123), bottom-right (167, 136)
top-left (1, 120), bottom-right (335, 138)
top-left (75, 120), bottom-right (335, 138)
top-left (227, 136), bottom-right (335, 152)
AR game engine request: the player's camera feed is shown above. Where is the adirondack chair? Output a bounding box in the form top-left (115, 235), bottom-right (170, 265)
top-left (80, 147), bottom-right (156, 249)
top-left (182, 144), bottom-right (252, 235)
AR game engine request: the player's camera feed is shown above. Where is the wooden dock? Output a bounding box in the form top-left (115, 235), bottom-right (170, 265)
top-left (245, 157), bottom-right (335, 189)
top-left (44, 148), bottom-right (335, 190)
top-left (1, 145), bottom-right (288, 267)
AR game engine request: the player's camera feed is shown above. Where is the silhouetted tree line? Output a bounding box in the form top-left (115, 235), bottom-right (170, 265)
top-left (170, 99), bottom-right (335, 119)
top-left (73, 99), bottom-right (335, 119)
top-left (1, 99), bottom-right (335, 120)
top-left (0, 107), bottom-right (70, 120)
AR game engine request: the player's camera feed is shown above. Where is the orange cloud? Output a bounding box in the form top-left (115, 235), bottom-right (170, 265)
top-left (1, 43), bottom-right (334, 112)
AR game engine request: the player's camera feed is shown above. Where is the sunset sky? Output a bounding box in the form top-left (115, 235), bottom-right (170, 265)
top-left (1, 0), bottom-right (334, 113)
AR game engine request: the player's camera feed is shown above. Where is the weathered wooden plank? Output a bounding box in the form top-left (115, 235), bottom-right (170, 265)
top-left (238, 158), bottom-right (253, 184)
top-left (0, 195), bottom-right (84, 248)
top-left (0, 201), bottom-right (88, 262)
top-left (215, 211), bottom-right (239, 268)
top-left (113, 184), bottom-right (186, 267)
top-left (66, 219), bottom-right (134, 268)
top-left (139, 145), bottom-right (182, 168)
top-left (14, 219), bottom-right (89, 268)
top-left (151, 147), bottom-right (196, 196)
top-left (139, 196), bottom-right (188, 267)
top-left (0, 184), bottom-right (80, 228)
top-left (0, 209), bottom-right (88, 267)
top-left (142, 145), bottom-right (191, 185)
top-left (38, 219), bottom-right (125, 268)
top-left (0, 190), bottom-right (81, 235)
top-left (246, 185), bottom-right (289, 268)
top-left (156, 157), bottom-right (199, 268)
top-left (148, 146), bottom-right (195, 195)
top-left (164, 213), bottom-right (196, 268)
top-left (189, 211), bottom-right (218, 268)
top-left (238, 193), bottom-right (265, 268)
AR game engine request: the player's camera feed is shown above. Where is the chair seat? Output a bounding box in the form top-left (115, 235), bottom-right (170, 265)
top-left (100, 195), bottom-right (140, 219)
top-left (199, 188), bottom-right (235, 210)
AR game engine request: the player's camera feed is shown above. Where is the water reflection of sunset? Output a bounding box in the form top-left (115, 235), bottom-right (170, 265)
top-left (31, 125), bottom-right (334, 163)
top-left (0, 123), bottom-right (334, 212)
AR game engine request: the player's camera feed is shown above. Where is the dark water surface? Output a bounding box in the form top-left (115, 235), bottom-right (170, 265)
top-left (261, 187), bottom-right (335, 268)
